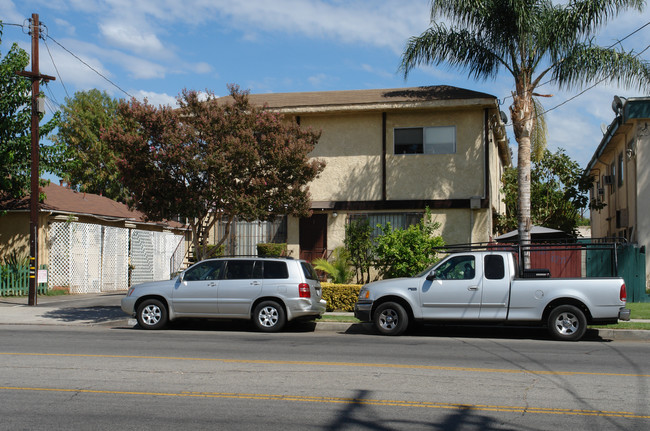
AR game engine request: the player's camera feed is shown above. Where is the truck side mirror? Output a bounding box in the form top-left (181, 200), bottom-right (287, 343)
top-left (426, 272), bottom-right (436, 281)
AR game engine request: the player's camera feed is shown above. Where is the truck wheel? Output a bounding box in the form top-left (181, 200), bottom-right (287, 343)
top-left (547, 305), bottom-right (587, 341)
top-left (374, 302), bottom-right (408, 336)
top-left (253, 301), bottom-right (286, 332)
top-left (136, 299), bottom-right (168, 330)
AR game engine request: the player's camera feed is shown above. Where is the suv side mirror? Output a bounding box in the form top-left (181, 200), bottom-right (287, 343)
top-left (426, 272), bottom-right (436, 281)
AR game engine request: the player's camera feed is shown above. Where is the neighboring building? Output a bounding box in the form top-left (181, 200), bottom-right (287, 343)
top-left (213, 85), bottom-right (511, 260)
top-left (586, 96), bottom-right (650, 282)
top-left (0, 183), bottom-right (188, 293)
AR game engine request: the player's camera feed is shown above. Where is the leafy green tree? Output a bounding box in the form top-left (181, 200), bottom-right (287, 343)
top-left (496, 149), bottom-right (593, 236)
top-left (103, 85), bottom-right (325, 260)
top-left (0, 24), bottom-right (61, 199)
top-left (344, 218), bottom-right (373, 283)
top-left (313, 247), bottom-right (354, 284)
top-left (55, 89), bottom-right (128, 202)
top-left (373, 210), bottom-right (445, 279)
top-left (400, 0), bottom-right (650, 265)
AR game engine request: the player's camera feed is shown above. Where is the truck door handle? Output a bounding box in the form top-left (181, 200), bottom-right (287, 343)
top-left (468, 285), bottom-right (479, 291)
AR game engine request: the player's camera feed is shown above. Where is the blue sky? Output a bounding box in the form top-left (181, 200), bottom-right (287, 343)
top-left (2, 0), bottom-right (649, 171)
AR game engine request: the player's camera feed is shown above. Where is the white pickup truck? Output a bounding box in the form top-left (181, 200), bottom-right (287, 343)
top-left (354, 250), bottom-right (630, 341)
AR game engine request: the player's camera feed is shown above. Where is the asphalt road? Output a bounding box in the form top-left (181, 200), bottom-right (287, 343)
top-left (1, 320), bottom-right (649, 430)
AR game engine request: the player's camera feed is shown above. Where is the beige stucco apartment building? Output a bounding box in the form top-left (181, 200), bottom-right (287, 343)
top-left (217, 86), bottom-right (511, 260)
top-left (586, 96), bottom-right (650, 281)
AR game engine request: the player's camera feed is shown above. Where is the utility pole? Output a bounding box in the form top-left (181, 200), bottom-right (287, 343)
top-left (16, 13), bottom-right (55, 306)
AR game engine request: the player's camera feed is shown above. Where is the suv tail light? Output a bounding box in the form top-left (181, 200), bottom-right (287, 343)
top-left (299, 283), bottom-right (311, 298)
top-left (620, 283), bottom-right (627, 302)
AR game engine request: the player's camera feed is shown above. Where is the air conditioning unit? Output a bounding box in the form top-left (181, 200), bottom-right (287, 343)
top-left (603, 175), bottom-right (614, 185)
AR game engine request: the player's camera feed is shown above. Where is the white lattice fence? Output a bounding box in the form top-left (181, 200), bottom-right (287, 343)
top-left (130, 230), bottom-right (183, 284)
top-left (48, 222), bottom-right (71, 289)
top-left (102, 226), bottom-right (129, 291)
top-left (49, 222), bottom-right (102, 293)
top-left (130, 230), bottom-right (154, 286)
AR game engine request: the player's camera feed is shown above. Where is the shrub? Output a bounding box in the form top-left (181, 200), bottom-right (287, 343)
top-left (321, 282), bottom-right (362, 312)
top-left (312, 247), bottom-right (354, 284)
top-left (373, 208), bottom-right (445, 279)
top-left (257, 242), bottom-right (287, 257)
top-left (345, 218), bottom-right (373, 283)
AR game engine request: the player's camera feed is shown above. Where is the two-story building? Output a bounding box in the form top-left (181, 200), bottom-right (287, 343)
top-left (586, 96), bottom-right (650, 283)
top-left (212, 85), bottom-right (511, 260)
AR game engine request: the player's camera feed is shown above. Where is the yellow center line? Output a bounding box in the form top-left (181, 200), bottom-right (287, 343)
top-left (1, 386), bottom-right (648, 419)
top-left (1, 351), bottom-right (649, 378)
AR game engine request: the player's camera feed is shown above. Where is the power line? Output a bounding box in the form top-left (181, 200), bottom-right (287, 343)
top-left (43, 38), bottom-right (69, 99)
top-left (3, 20), bottom-right (133, 99)
top-left (540, 44), bottom-right (650, 116)
top-left (45, 34), bottom-right (134, 99)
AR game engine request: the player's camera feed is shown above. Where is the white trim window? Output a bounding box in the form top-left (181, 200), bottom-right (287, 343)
top-left (394, 126), bottom-right (456, 155)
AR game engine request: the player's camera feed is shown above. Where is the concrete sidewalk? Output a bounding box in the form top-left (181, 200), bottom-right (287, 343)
top-left (0, 293), bottom-right (648, 341)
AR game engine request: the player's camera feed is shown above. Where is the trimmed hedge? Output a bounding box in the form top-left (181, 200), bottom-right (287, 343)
top-left (257, 243), bottom-right (287, 257)
top-left (321, 282), bottom-right (362, 312)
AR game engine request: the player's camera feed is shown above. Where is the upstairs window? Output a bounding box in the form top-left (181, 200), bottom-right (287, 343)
top-left (394, 126), bottom-right (456, 155)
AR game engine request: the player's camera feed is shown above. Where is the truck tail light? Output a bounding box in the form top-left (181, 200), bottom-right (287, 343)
top-left (620, 283), bottom-right (627, 302)
top-left (299, 283), bottom-right (311, 298)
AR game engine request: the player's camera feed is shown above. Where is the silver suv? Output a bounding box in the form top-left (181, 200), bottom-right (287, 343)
top-left (121, 257), bottom-right (326, 332)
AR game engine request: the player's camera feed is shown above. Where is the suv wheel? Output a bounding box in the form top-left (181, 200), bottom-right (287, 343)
top-left (253, 301), bottom-right (286, 332)
top-left (374, 302), bottom-right (408, 336)
top-left (136, 299), bottom-right (168, 330)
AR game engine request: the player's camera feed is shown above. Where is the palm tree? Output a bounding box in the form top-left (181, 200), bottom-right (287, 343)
top-left (400, 0), bottom-right (650, 266)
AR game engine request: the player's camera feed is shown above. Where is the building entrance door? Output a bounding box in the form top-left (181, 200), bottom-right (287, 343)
top-left (299, 214), bottom-right (327, 261)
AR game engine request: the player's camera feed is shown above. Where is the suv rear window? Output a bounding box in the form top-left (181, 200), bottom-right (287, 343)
top-left (264, 261), bottom-right (289, 279)
top-left (300, 262), bottom-right (319, 281)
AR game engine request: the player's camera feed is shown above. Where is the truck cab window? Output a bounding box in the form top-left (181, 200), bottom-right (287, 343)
top-left (436, 256), bottom-right (475, 280)
top-left (484, 255), bottom-right (505, 279)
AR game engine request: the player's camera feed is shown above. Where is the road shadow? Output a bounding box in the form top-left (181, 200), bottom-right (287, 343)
top-left (42, 306), bottom-right (127, 324)
top-left (323, 388), bottom-right (521, 431)
top-left (124, 318), bottom-right (319, 333)
top-left (343, 322), bottom-right (609, 342)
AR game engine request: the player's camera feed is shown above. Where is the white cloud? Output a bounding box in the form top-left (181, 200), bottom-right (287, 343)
top-left (99, 21), bottom-right (166, 57)
top-left (194, 62), bottom-right (213, 74)
top-left (0, 0), bottom-right (25, 24)
top-left (135, 90), bottom-right (178, 107)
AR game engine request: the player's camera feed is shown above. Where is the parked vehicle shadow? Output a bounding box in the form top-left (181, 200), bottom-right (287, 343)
top-left (343, 322), bottom-right (609, 342)
top-left (42, 306), bottom-right (127, 324)
top-left (127, 318), bottom-right (319, 333)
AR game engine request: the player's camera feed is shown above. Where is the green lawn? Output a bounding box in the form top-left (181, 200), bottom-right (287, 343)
top-left (627, 302), bottom-right (650, 319)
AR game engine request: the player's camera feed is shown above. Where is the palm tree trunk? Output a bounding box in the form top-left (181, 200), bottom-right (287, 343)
top-left (511, 79), bottom-right (535, 269)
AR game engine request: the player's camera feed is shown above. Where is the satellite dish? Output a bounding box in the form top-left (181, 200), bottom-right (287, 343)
top-left (499, 111), bottom-right (508, 124)
top-left (600, 123), bottom-right (608, 134)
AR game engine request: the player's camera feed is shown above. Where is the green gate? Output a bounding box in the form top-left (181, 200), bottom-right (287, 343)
top-left (586, 243), bottom-right (648, 303)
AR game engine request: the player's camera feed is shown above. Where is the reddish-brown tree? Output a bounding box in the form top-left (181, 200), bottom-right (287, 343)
top-left (103, 85), bottom-right (325, 260)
